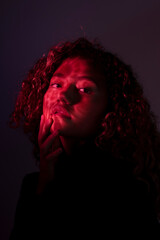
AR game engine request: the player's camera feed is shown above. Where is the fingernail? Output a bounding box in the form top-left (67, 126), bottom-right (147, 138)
top-left (47, 118), bottom-right (52, 124)
top-left (50, 118), bottom-right (53, 124)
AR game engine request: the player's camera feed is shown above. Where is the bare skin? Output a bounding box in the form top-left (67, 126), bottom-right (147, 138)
top-left (36, 115), bottom-right (63, 194)
top-left (36, 57), bottom-right (108, 194)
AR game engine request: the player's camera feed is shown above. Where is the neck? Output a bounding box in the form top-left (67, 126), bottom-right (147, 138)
top-left (59, 135), bottom-right (84, 156)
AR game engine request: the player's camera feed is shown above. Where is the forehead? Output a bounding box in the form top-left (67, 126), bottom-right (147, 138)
top-left (55, 57), bottom-right (90, 74)
top-left (53, 57), bottom-right (106, 85)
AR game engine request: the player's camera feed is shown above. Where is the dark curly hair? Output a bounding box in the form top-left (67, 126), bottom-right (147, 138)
top-left (9, 37), bottom-right (160, 219)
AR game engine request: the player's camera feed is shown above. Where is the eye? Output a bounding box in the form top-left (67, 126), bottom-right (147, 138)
top-left (50, 83), bottom-right (62, 88)
top-left (78, 88), bottom-right (92, 94)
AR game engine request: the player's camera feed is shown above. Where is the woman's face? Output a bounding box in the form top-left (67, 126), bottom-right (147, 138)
top-left (43, 57), bottom-right (108, 138)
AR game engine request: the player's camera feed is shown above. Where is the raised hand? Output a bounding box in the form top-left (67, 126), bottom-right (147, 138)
top-left (36, 115), bottom-right (63, 194)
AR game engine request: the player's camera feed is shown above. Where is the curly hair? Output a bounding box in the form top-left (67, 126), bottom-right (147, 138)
top-left (9, 37), bottom-right (160, 219)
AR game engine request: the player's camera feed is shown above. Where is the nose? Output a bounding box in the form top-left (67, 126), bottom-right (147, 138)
top-left (58, 84), bottom-right (81, 105)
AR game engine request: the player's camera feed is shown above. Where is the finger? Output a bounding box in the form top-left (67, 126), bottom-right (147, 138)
top-left (42, 117), bottom-right (53, 140)
top-left (40, 129), bottom-right (60, 156)
top-left (41, 115), bottom-right (50, 135)
top-left (50, 116), bottom-right (61, 133)
top-left (39, 117), bottom-right (53, 145)
top-left (38, 115), bottom-right (44, 142)
top-left (46, 147), bottom-right (63, 162)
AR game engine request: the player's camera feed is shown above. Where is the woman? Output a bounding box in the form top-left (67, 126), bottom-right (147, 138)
top-left (9, 38), bottom-right (160, 238)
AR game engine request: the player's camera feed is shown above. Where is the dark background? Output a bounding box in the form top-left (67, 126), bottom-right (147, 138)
top-left (1, 0), bottom-right (160, 239)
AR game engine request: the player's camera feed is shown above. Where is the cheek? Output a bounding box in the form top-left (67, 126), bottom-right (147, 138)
top-left (74, 99), bottom-right (93, 117)
top-left (76, 96), bottom-right (107, 124)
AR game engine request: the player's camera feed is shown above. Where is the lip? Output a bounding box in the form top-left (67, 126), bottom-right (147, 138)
top-left (51, 105), bottom-right (71, 119)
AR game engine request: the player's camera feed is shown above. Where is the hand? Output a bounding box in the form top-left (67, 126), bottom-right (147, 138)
top-left (36, 115), bottom-right (63, 194)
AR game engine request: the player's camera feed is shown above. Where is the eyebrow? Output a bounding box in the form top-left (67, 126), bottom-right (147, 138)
top-left (52, 73), bottom-right (64, 78)
top-left (76, 76), bottom-right (96, 82)
top-left (52, 73), bottom-right (95, 82)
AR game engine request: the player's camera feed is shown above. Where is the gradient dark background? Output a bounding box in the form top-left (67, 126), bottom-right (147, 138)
top-left (1, 0), bottom-right (160, 239)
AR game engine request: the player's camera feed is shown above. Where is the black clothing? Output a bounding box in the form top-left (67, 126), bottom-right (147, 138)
top-left (10, 145), bottom-right (160, 239)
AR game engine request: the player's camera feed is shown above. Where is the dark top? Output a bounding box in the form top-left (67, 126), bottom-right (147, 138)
top-left (10, 144), bottom-right (160, 239)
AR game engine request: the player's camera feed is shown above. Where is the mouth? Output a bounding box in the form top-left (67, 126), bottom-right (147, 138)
top-left (51, 106), bottom-right (71, 119)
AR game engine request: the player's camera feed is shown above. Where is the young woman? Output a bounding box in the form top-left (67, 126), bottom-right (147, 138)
top-left (9, 38), bottom-right (160, 238)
